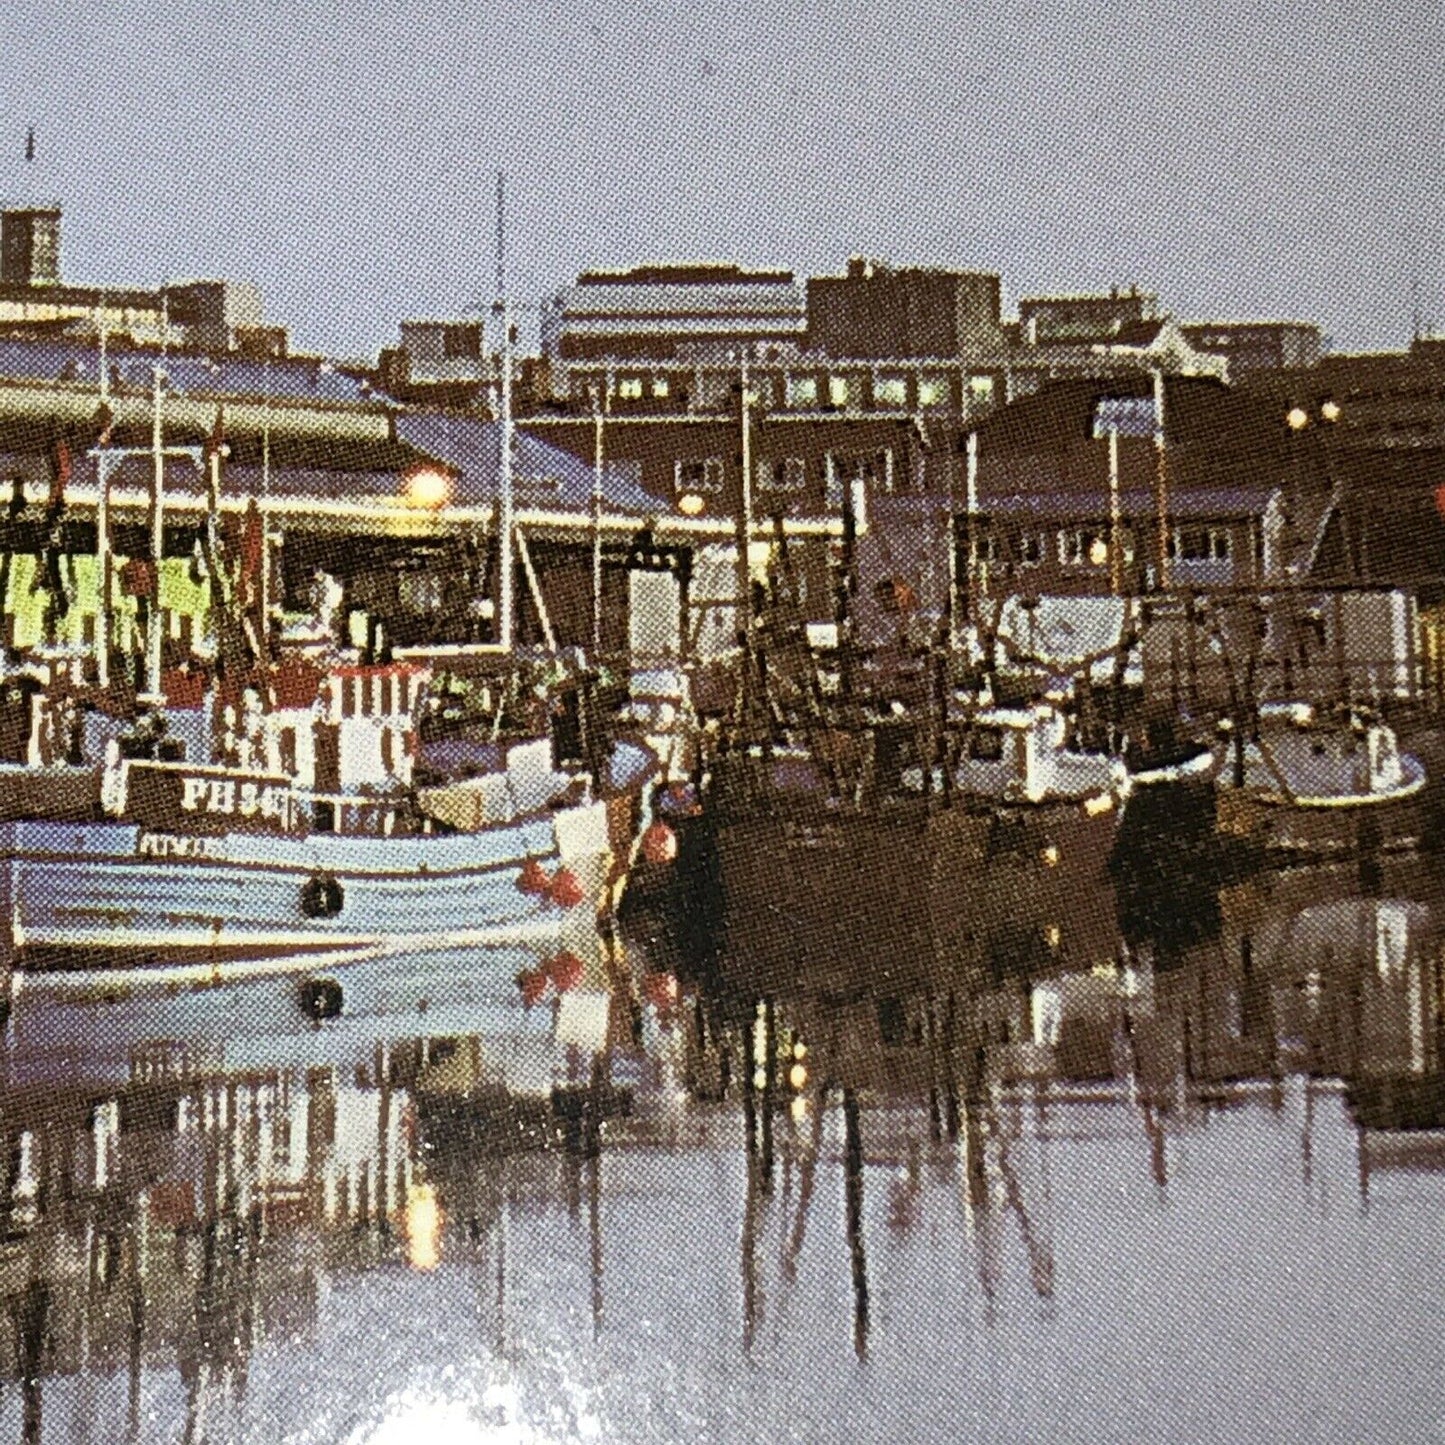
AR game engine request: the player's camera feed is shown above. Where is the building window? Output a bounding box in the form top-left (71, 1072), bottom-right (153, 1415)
top-left (1018, 531), bottom-right (1045, 566)
top-left (918, 374), bottom-right (949, 408)
top-left (1059, 529), bottom-right (1109, 567)
top-left (968, 375), bottom-right (994, 402)
top-left (827, 374), bottom-right (854, 408)
top-left (827, 450), bottom-right (887, 511)
top-left (442, 325), bottom-right (480, 359)
top-left (874, 375), bottom-right (907, 408)
top-left (651, 375), bottom-right (670, 398)
top-left (1168, 527), bottom-right (1231, 562)
top-left (969, 532), bottom-right (999, 564)
top-left (746, 374), bottom-right (774, 409)
top-left (786, 374), bottom-right (818, 408)
top-left (759, 457), bottom-right (806, 491)
top-left (616, 376), bottom-right (644, 400)
top-left (676, 458), bottom-right (725, 494)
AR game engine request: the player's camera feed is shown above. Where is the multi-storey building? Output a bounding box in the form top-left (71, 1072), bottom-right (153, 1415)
top-left (0, 204), bottom-right (285, 356)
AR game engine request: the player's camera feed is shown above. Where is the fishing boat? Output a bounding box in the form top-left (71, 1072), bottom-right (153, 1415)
top-left (0, 642), bottom-right (657, 980)
top-left (1215, 702), bottom-right (1426, 854)
top-left (0, 284), bottom-right (661, 988)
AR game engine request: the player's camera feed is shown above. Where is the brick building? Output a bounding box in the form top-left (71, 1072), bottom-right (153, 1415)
top-left (805, 257), bottom-right (1004, 361)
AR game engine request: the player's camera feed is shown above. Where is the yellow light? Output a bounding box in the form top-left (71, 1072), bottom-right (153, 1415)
top-left (789, 1063), bottom-right (808, 1090)
top-left (1088, 537), bottom-right (1109, 566)
top-left (1286, 406), bottom-right (1309, 431)
top-left (404, 1182), bottom-right (442, 1271)
top-left (792, 1040), bottom-right (807, 1061)
top-left (677, 492), bottom-right (706, 516)
top-left (1320, 399), bottom-right (1341, 423)
top-left (752, 1068), bottom-right (768, 1091)
top-left (1044, 924), bottom-right (1061, 949)
top-left (1041, 844), bottom-right (1059, 866)
top-left (790, 1095), bottom-right (811, 1124)
top-left (405, 468), bottom-right (451, 509)
top-left (1083, 792), bottom-right (1114, 816)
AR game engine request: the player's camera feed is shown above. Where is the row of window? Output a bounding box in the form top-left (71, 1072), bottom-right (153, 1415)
top-left (966, 527), bottom-right (1232, 567)
top-left (674, 451), bottom-right (889, 496)
top-left (595, 371), bottom-right (995, 411)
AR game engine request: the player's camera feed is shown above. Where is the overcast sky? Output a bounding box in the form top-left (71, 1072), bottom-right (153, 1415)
top-left (1, 0), bottom-right (1441, 359)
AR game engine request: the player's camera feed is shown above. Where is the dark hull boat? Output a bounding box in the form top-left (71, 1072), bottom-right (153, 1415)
top-left (706, 733), bottom-right (1124, 989)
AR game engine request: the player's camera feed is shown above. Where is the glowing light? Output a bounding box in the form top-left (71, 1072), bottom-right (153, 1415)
top-left (1083, 792), bottom-right (1114, 816)
top-left (792, 1040), bottom-right (807, 1061)
top-left (789, 1062), bottom-right (808, 1090)
top-left (1320, 399), bottom-right (1341, 423)
top-left (1286, 406), bottom-right (1310, 431)
top-left (406, 468), bottom-right (452, 509)
top-left (1041, 844), bottom-right (1060, 867)
top-left (1044, 924), bottom-right (1061, 949)
top-left (677, 492), bottom-right (706, 516)
top-left (790, 1095), bottom-right (811, 1124)
top-left (404, 1182), bottom-right (442, 1271)
top-left (1088, 537), bottom-right (1109, 566)
top-left (752, 1068), bottom-right (768, 1091)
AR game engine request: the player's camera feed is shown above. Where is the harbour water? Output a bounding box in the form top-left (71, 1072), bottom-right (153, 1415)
top-left (0, 851), bottom-right (1444, 1443)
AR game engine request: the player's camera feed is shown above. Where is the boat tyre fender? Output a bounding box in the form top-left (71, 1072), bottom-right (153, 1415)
top-left (299, 977), bottom-right (343, 1021)
top-left (301, 871), bottom-right (344, 919)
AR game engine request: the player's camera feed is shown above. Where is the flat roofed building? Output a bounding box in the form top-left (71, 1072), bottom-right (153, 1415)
top-left (1017, 288), bottom-right (1159, 345)
top-left (542, 262), bottom-right (807, 363)
top-left (1180, 321), bottom-right (1322, 374)
top-left (806, 256), bottom-right (1004, 361)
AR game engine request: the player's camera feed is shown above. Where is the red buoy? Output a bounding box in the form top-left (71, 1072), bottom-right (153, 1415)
top-left (549, 951), bottom-right (585, 992)
top-left (548, 868), bottom-right (586, 908)
top-left (517, 968), bottom-right (549, 1007)
top-left (641, 820), bottom-right (678, 865)
top-left (517, 857), bottom-right (551, 895)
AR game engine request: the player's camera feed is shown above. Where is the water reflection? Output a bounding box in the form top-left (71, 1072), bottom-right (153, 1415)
top-left (0, 849), bottom-right (1442, 1439)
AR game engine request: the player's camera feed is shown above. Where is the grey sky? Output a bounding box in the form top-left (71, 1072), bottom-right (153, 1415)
top-left (1, 0), bottom-right (1441, 359)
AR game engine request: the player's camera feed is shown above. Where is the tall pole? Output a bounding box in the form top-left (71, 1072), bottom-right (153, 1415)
top-left (1153, 367), bottom-right (1170, 590)
top-left (965, 429), bottom-right (979, 629)
top-left (498, 293), bottom-right (515, 653)
top-left (735, 361), bottom-right (754, 643)
top-left (1108, 424), bottom-right (1123, 597)
top-left (494, 171), bottom-right (515, 654)
top-left (146, 364), bottom-right (164, 700)
top-left (591, 378), bottom-right (608, 660)
top-left (261, 352), bottom-right (272, 629)
top-left (96, 295), bottom-right (111, 689)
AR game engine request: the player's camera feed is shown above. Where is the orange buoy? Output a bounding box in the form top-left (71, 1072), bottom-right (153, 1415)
top-left (549, 951), bottom-right (585, 992)
top-left (517, 857), bottom-right (551, 895)
top-left (641, 820), bottom-right (678, 865)
top-left (517, 968), bottom-right (549, 1007)
top-left (548, 868), bottom-right (586, 908)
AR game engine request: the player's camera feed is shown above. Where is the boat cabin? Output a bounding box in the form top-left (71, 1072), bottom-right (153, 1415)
top-left (953, 704), bottom-right (1124, 805)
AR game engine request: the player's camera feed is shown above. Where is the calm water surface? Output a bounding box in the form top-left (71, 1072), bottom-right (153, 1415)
top-left (0, 853), bottom-right (1443, 1444)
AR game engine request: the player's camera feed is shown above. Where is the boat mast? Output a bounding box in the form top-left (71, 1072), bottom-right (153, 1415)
top-left (735, 359), bottom-right (755, 720)
top-left (494, 171), bottom-right (515, 654)
top-left (145, 361), bottom-right (165, 702)
top-left (592, 371), bottom-right (609, 660)
top-left (95, 293), bottom-right (111, 689)
top-left (965, 428), bottom-right (979, 646)
top-left (1152, 366), bottom-right (1170, 591)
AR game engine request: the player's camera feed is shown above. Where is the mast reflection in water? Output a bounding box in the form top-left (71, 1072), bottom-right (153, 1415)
top-left (1, 848), bottom-right (1445, 1441)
